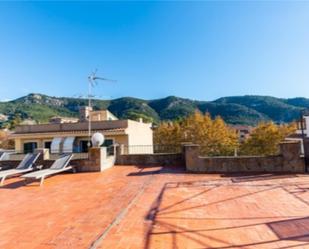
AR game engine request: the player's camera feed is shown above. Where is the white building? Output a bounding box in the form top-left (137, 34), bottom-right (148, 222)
top-left (10, 108), bottom-right (153, 155)
top-left (285, 113), bottom-right (309, 154)
top-left (295, 114), bottom-right (309, 137)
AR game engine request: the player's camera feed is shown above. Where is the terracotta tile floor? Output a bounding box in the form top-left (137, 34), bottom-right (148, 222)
top-left (0, 166), bottom-right (309, 249)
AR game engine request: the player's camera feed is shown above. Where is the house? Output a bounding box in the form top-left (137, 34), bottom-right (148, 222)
top-left (285, 112), bottom-right (309, 154)
top-left (79, 107), bottom-right (118, 122)
top-left (49, 116), bottom-right (79, 124)
top-left (20, 119), bottom-right (37, 125)
top-left (294, 112), bottom-right (309, 137)
top-left (231, 125), bottom-right (253, 142)
top-left (0, 114), bottom-right (8, 122)
top-left (10, 107), bottom-right (153, 154)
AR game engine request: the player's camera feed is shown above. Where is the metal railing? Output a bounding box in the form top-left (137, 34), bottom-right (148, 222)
top-left (49, 153), bottom-right (89, 160)
top-left (198, 146), bottom-right (281, 157)
top-left (2, 149), bottom-right (89, 161)
top-left (121, 145), bottom-right (182, 155)
top-left (198, 146), bottom-right (237, 157)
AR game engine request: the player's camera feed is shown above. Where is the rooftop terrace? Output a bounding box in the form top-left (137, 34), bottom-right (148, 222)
top-left (0, 165), bottom-right (308, 249)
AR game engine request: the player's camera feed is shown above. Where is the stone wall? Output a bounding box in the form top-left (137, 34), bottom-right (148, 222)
top-left (303, 138), bottom-right (309, 172)
top-left (184, 142), bottom-right (305, 173)
top-left (72, 147), bottom-right (115, 172)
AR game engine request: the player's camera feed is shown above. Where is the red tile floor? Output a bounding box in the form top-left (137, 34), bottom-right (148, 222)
top-left (0, 165), bottom-right (308, 249)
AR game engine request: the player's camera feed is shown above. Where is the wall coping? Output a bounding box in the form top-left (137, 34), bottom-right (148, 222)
top-left (199, 155), bottom-right (281, 159)
top-left (121, 152), bottom-right (181, 156)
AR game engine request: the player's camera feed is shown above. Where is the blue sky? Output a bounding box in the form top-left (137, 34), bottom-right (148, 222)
top-left (0, 1), bottom-right (309, 101)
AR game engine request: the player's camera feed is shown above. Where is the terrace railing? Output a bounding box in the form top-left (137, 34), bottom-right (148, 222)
top-left (120, 145), bottom-right (182, 155)
top-left (5, 149), bottom-right (89, 161)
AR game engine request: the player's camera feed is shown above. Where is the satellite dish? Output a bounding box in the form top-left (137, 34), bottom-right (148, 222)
top-left (91, 132), bottom-right (105, 147)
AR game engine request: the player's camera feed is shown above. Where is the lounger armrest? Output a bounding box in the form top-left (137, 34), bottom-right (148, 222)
top-left (36, 165), bottom-right (44, 170)
top-left (69, 164), bottom-right (78, 173)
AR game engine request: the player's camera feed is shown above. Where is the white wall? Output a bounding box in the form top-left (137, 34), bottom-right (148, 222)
top-left (296, 115), bottom-right (309, 137)
top-left (127, 120), bottom-right (153, 154)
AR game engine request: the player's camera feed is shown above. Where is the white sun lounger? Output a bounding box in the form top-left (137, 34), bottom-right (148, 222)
top-left (22, 154), bottom-right (74, 186)
top-left (0, 152), bottom-right (14, 170)
top-left (0, 153), bottom-right (41, 186)
top-left (0, 152), bottom-right (5, 161)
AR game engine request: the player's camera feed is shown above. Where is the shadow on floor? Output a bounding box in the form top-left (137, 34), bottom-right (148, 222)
top-left (222, 173), bottom-right (299, 183)
top-left (127, 166), bottom-right (186, 177)
top-left (0, 179), bottom-right (27, 189)
top-left (143, 178), bottom-right (309, 249)
top-left (268, 217), bottom-right (309, 242)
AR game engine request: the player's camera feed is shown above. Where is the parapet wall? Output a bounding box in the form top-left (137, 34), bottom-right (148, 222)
top-left (184, 142), bottom-right (305, 173)
top-left (0, 148), bottom-right (113, 172)
top-left (1, 141), bottom-right (306, 173)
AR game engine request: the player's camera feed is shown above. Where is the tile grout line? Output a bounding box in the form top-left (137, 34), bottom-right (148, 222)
top-left (89, 170), bottom-right (158, 249)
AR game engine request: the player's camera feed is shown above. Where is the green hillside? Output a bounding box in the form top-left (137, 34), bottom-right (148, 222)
top-left (0, 93), bottom-right (307, 127)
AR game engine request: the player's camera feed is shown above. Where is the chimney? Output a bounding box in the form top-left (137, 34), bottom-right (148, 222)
top-left (79, 106), bottom-right (93, 122)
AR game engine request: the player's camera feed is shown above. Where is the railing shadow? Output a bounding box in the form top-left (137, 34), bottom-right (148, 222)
top-left (221, 173), bottom-right (299, 183)
top-left (143, 178), bottom-right (309, 249)
top-left (127, 166), bottom-right (186, 177)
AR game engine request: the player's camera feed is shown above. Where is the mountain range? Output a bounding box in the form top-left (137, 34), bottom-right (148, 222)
top-left (0, 93), bottom-right (308, 126)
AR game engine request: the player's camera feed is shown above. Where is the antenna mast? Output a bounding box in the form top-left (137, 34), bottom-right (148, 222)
top-left (87, 70), bottom-right (116, 148)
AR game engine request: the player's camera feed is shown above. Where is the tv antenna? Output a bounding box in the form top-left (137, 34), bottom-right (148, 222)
top-left (87, 69), bottom-right (116, 147)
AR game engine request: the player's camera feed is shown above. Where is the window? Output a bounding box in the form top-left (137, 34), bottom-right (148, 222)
top-left (298, 119), bottom-right (307, 130)
top-left (23, 142), bottom-right (38, 153)
top-left (102, 139), bottom-right (114, 147)
top-left (79, 140), bottom-right (91, 153)
top-left (103, 139), bottom-right (114, 156)
top-left (79, 139), bottom-right (114, 153)
top-left (44, 141), bottom-right (52, 151)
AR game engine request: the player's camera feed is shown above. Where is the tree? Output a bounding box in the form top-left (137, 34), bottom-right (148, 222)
top-left (123, 111), bottom-right (154, 123)
top-left (239, 122), bottom-right (296, 156)
top-left (9, 114), bottom-right (22, 129)
top-left (0, 129), bottom-right (14, 149)
top-left (154, 111), bottom-right (238, 156)
top-left (153, 121), bottom-right (183, 152)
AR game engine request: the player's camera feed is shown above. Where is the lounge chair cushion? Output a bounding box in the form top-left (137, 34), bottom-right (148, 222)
top-left (50, 154), bottom-right (73, 170)
top-left (16, 153), bottom-right (40, 170)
